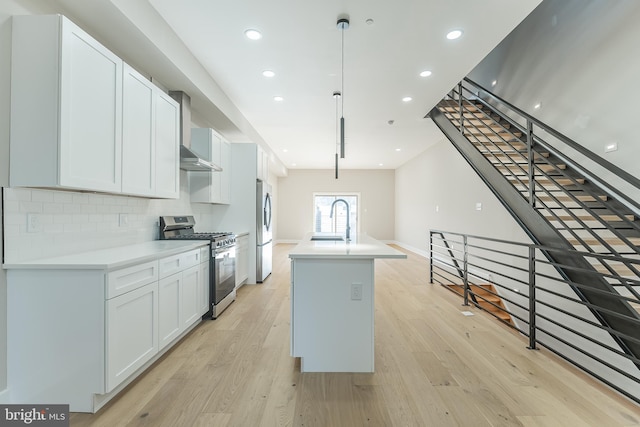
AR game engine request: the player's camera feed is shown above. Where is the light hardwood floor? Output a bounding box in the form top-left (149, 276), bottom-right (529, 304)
top-left (71, 244), bottom-right (640, 426)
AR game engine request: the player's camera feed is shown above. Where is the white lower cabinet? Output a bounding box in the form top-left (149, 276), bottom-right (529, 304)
top-left (6, 243), bottom-right (208, 413)
top-left (236, 234), bottom-right (249, 287)
top-left (106, 281), bottom-right (158, 392)
top-left (158, 250), bottom-right (204, 350)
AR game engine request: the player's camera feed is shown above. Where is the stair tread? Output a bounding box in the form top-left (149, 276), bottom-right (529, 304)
top-left (536, 194), bottom-right (608, 202)
top-left (508, 176), bottom-right (587, 185)
top-left (542, 213), bottom-right (636, 222)
top-left (566, 237), bottom-right (640, 246)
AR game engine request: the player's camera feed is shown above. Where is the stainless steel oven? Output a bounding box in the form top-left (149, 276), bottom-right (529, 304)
top-left (213, 244), bottom-right (236, 316)
top-left (159, 215), bottom-right (236, 319)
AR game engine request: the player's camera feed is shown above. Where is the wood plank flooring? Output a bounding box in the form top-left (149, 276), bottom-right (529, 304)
top-left (70, 244), bottom-right (640, 426)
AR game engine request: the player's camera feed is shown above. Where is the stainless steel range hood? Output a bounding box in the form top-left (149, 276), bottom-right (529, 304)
top-left (169, 91), bottom-right (222, 172)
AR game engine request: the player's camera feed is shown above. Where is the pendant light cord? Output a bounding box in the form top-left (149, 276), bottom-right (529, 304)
top-left (341, 25), bottom-right (345, 118)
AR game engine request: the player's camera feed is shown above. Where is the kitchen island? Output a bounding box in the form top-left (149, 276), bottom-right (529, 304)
top-left (289, 233), bottom-right (406, 372)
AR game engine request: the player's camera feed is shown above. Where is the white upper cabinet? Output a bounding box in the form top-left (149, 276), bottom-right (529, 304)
top-left (10, 15), bottom-right (180, 199)
top-left (122, 65), bottom-right (180, 199)
top-left (257, 145), bottom-right (270, 182)
top-left (189, 128), bottom-right (231, 204)
top-left (10, 15), bottom-right (123, 193)
top-left (154, 90), bottom-right (180, 199)
top-left (122, 64), bottom-right (155, 197)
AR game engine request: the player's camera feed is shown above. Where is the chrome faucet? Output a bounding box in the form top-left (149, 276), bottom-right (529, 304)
top-left (330, 199), bottom-right (351, 241)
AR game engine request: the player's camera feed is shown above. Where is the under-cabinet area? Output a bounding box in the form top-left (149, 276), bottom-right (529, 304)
top-left (4, 241), bottom-right (209, 413)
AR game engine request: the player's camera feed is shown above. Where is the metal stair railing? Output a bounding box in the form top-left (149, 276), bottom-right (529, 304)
top-left (429, 229), bottom-right (640, 404)
top-left (436, 79), bottom-right (640, 285)
top-left (428, 79), bottom-right (640, 366)
top-left (439, 80), bottom-right (640, 260)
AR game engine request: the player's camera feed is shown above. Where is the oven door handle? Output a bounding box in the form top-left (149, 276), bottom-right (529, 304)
top-left (215, 247), bottom-right (235, 259)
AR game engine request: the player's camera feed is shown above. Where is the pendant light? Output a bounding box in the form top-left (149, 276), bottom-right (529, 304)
top-left (337, 17), bottom-right (348, 159)
top-left (333, 90), bottom-right (341, 179)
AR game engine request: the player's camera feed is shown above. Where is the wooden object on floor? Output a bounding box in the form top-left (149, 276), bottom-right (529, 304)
top-left (70, 244), bottom-right (639, 426)
top-left (446, 283), bottom-right (514, 324)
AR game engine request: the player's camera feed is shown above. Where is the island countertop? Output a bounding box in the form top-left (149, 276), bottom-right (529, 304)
top-left (288, 233), bottom-right (407, 260)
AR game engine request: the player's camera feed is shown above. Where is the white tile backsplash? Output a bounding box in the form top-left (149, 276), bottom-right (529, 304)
top-left (2, 174), bottom-right (214, 262)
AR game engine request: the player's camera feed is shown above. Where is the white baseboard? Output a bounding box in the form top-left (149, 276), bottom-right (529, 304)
top-left (275, 239), bottom-right (301, 245)
top-left (390, 241), bottom-right (429, 259)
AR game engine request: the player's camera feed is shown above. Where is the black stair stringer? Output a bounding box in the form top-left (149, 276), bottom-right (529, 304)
top-left (429, 106), bottom-right (640, 364)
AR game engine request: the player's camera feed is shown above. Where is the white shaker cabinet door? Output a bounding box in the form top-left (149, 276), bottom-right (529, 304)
top-left (59, 17), bottom-right (123, 193)
top-left (181, 265), bottom-right (201, 328)
top-left (105, 282), bottom-right (158, 392)
top-left (158, 273), bottom-right (182, 350)
top-left (220, 140), bottom-right (231, 204)
top-left (235, 234), bottom-right (249, 287)
top-left (10, 15), bottom-right (123, 193)
top-left (122, 63), bottom-right (155, 196)
top-left (199, 253), bottom-right (211, 315)
top-left (155, 91), bottom-right (180, 199)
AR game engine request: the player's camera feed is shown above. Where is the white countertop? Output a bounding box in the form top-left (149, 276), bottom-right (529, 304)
top-left (289, 233), bottom-right (407, 260)
top-left (2, 240), bottom-right (209, 271)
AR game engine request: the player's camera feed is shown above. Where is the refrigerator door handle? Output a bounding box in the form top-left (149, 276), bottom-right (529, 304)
top-left (264, 193), bottom-right (272, 231)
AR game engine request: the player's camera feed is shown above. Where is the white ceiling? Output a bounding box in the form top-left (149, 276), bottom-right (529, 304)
top-left (44, 0), bottom-right (542, 172)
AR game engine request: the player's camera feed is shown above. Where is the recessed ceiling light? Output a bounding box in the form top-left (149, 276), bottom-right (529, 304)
top-left (419, 70), bottom-right (432, 77)
top-left (395, 148), bottom-right (401, 152)
top-left (244, 29), bottom-right (262, 40)
top-left (366, 18), bottom-right (374, 25)
top-left (283, 149), bottom-right (288, 152)
top-left (262, 70), bottom-right (275, 77)
top-left (534, 102), bottom-right (541, 109)
top-left (378, 163), bottom-right (384, 167)
top-left (273, 96), bottom-right (284, 102)
top-left (402, 96), bottom-right (412, 102)
top-left (292, 163), bottom-right (297, 166)
top-left (446, 29), bottom-right (463, 40)
top-left (491, 80), bottom-right (497, 86)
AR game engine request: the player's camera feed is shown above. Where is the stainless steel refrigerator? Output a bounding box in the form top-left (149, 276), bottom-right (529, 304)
top-left (256, 180), bottom-right (273, 282)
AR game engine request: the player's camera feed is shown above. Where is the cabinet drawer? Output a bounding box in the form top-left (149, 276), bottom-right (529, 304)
top-left (107, 260), bottom-right (158, 299)
top-left (159, 249), bottom-right (201, 278)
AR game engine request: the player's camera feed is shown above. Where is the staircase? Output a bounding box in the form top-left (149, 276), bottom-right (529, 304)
top-left (428, 78), bottom-right (640, 363)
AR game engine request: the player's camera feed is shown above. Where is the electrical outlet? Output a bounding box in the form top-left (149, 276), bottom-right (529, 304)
top-left (118, 213), bottom-right (129, 227)
top-left (351, 283), bottom-right (363, 301)
top-left (27, 213), bottom-right (42, 233)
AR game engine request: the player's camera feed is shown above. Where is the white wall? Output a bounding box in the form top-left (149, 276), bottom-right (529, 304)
top-left (277, 169), bottom-right (395, 242)
top-left (468, 0), bottom-right (640, 208)
top-left (2, 177), bottom-right (214, 264)
top-left (395, 138), bottom-right (529, 255)
top-left (0, 6), bottom-right (18, 396)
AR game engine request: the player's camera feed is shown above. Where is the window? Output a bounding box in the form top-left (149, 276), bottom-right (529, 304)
top-left (313, 194), bottom-right (358, 237)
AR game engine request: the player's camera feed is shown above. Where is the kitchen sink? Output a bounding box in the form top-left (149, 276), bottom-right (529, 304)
top-left (310, 235), bottom-right (344, 241)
